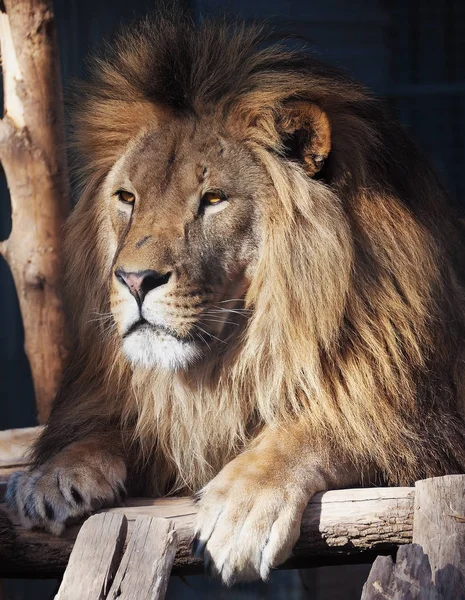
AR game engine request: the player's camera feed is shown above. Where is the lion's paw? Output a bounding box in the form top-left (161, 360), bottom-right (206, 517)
top-left (193, 464), bottom-right (307, 585)
top-left (6, 458), bottom-right (126, 535)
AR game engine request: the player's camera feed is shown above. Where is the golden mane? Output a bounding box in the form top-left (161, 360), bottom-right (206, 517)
top-left (33, 13), bottom-right (465, 495)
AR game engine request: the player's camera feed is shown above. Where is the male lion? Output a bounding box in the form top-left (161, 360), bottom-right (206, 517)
top-left (6, 14), bottom-right (465, 584)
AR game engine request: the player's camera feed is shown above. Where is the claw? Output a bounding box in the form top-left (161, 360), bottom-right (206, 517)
top-left (22, 489), bottom-right (41, 523)
top-left (114, 482), bottom-right (127, 506)
top-left (70, 485), bottom-right (84, 506)
top-left (44, 499), bottom-right (55, 521)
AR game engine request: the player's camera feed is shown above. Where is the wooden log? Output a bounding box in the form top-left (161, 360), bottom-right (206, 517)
top-left (0, 426), bottom-right (40, 499)
top-left (0, 468), bottom-right (22, 501)
top-left (55, 513), bottom-right (127, 600)
top-left (413, 475), bottom-right (465, 598)
top-left (107, 517), bottom-right (177, 600)
top-left (0, 487), bottom-right (415, 578)
top-left (0, 0), bottom-right (69, 423)
top-left (0, 427), bottom-right (42, 468)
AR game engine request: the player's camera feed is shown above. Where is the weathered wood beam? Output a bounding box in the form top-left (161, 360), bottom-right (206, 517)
top-left (55, 514), bottom-right (178, 600)
top-left (55, 513), bottom-right (127, 600)
top-left (0, 487), bottom-right (415, 578)
top-left (106, 517), bottom-right (177, 600)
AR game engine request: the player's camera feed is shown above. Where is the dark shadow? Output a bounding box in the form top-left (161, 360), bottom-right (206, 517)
top-left (0, 254), bottom-right (36, 429)
top-left (436, 562), bottom-right (465, 600)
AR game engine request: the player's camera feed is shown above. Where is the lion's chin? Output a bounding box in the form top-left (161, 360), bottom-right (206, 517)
top-left (122, 327), bottom-right (201, 371)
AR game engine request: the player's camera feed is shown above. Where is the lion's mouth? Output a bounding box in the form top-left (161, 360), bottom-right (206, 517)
top-left (123, 319), bottom-right (188, 342)
top-left (121, 317), bottom-right (203, 370)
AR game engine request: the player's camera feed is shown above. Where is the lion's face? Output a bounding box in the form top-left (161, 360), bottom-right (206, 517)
top-left (105, 118), bottom-right (266, 369)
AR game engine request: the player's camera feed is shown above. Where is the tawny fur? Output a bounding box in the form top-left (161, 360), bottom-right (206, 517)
top-left (30, 14), bottom-right (465, 498)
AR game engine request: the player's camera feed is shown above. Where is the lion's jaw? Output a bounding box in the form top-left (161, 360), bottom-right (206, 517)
top-left (122, 324), bottom-right (201, 371)
top-left (105, 121), bottom-right (261, 370)
top-left (115, 268), bottom-right (248, 371)
top-left (116, 282), bottom-right (202, 370)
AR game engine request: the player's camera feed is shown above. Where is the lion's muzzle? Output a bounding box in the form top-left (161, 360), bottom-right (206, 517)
top-left (115, 268), bottom-right (172, 305)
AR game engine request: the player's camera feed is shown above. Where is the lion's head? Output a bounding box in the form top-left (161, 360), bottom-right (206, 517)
top-left (58, 14), bottom-right (465, 492)
top-left (106, 121), bottom-right (263, 370)
top-left (102, 93), bottom-right (338, 371)
top-left (71, 20), bottom-right (343, 374)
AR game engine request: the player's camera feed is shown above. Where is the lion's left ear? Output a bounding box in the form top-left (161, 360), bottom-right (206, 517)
top-left (231, 96), bottom-right (331, 177)
top-left (276, 101), bottom-right (331, 177)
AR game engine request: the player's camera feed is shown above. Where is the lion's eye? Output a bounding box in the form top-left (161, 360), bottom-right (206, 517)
top-left (201, 191), bottom-right (226, 206)
top-left (116, 190), bottom-right (135, 204)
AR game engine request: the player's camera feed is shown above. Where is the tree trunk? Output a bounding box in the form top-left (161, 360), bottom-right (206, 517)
top-left (0, 0), bottom-right (69, 423)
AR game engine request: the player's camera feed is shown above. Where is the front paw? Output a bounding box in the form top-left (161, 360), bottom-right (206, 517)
top-left (6, 456), bottom-right (126, 535)
top-left (193, 459), bottom-right (308, 585)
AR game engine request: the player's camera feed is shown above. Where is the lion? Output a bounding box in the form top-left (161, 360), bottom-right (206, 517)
top-left (6, 13), bottom-right (465, 585)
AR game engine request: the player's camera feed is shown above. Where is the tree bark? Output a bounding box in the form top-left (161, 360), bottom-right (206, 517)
top-left (0, 0), bottom-right (69, 423)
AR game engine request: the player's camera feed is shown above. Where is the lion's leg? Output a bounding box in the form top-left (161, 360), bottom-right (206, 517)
top-left (193, 422), bottom-right (360, 585)
top-left (6, 434), bottom-right (127, 535)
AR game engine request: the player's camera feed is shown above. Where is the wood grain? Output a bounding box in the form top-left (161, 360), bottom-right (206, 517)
top-left (107, 517), bottom-right (177, 600)
top-left (55, 513), bottom-right (127, 600)
top-left (0, 427), bottom-right (42, 467)
top-left (413, 475), bottom-right (465, 598)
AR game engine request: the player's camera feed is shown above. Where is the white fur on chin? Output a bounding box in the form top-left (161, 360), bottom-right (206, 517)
top-left (122, 327), bottom-right (201, 370)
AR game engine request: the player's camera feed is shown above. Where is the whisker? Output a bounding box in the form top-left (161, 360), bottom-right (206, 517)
top-left (208, 308), bottom-right (252, 316)
top-left (213, 298), bottom-right (247, 304)
top-left (101, 323), bottom-right (117, 337)
top-left (192, 327), bottom-right (211, 350)
top-left (87, 316), bottom-right (114, 325)
top-left (193, 323), bottom-right (226, 345)
top-left (201, 317), bottom-right (239, 327)
top-left (208, 306), bottom-right (251, 312)
top-left (106, 352), bottom-right (119, 379)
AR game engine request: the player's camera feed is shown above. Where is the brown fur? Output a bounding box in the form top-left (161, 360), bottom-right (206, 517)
top-left (8, 13), bottom-right (465, 581)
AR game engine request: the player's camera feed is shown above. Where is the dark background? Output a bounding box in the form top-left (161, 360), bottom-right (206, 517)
top-left (1, 0), bottom-right (464, 598)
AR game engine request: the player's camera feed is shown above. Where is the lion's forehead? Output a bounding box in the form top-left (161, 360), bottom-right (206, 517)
top-left (111, 119), bottom-right (264, 206)
top-left (103, 119), bottom-right (263, 284)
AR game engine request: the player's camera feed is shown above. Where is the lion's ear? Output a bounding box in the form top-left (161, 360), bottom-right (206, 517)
top-left (232, 97), bottom-right (331, 177)
top-left (276, 101), bottom-right (331, 177)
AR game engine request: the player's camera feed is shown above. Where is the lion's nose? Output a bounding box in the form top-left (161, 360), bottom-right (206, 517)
top-left (115, 269), bottom-right (172, 304)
